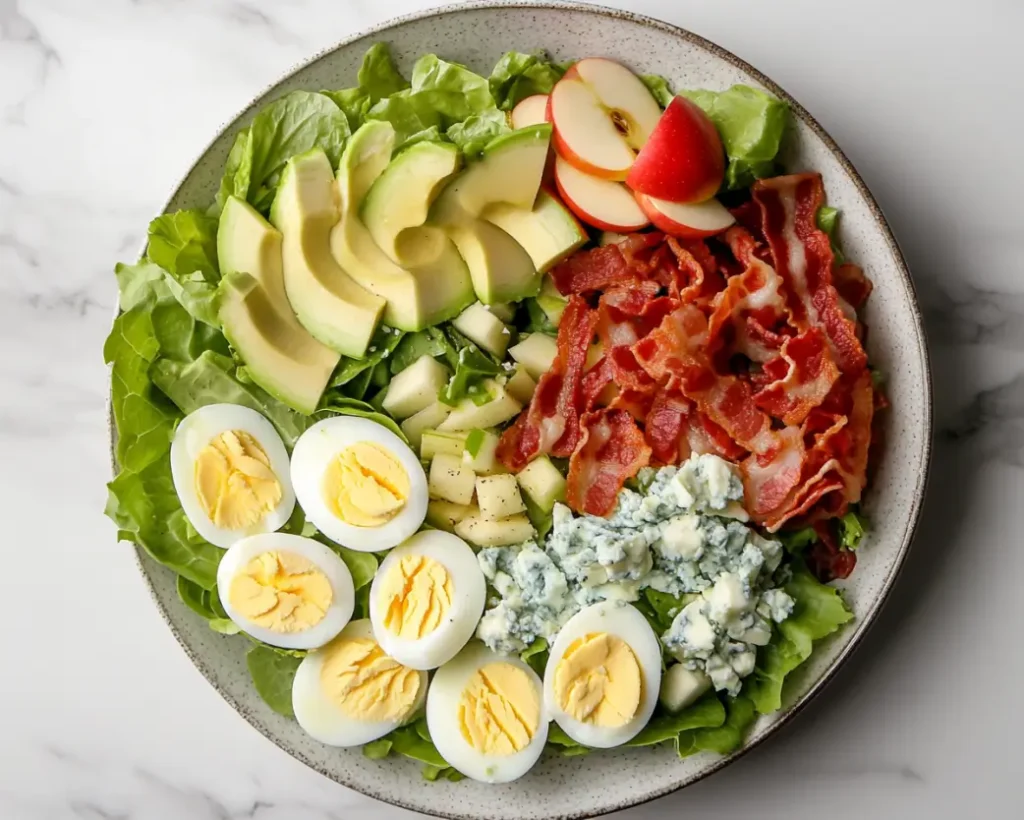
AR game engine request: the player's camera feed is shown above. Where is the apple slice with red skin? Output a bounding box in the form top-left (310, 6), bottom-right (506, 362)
top-left (626, 96), bottom-right (725, 203)
top-left (547, 58), bottom-right (662, 181)
top-left (554, 156), bottom-right (649, 232)
top-left (635, 192), bottom-right (734, 239)
top-left (511, 95), bottom-right (549, 129)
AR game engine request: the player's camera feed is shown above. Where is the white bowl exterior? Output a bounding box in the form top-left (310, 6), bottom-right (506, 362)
top-left (122, 3), bottom-right (931, 818)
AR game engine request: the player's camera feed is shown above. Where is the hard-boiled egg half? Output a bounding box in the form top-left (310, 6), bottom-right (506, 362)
top-left (427, 642), bottom-right (548, 783)
top-left (291, 417), bottom-right (427, 553)
top-left (369, 530), bottom-right (486, 670)
top-left (543, 601), bottom-right (662, 748)
top-left (292, 619), bottom-right (428, 746)
top-left (216, 533), bottom-right (355, 650)
top-left (170, 403), bottom-right (296, 548)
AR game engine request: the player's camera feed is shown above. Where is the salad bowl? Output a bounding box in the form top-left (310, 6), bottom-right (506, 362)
top-left (110, 2), bottom-right (932, 817)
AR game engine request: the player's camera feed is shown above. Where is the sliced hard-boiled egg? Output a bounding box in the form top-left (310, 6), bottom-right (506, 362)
top-left (216, 533), bottom-right (355, 650)
top-left (426, 642), bottom-right (548, 783)
top-left (292, 619), bottom-right (428, 746)
top-left (291, 416), bottom-right (428, 553)
top-left (543, 600), bottom-right (662, 748)
top-left (170, 403), bottom-right (296, 548)
top-left (369, 530), bottom-right (486, 670)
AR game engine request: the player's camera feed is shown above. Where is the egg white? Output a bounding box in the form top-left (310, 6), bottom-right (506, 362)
top-left (369, 531), bottom-right (486, 670)
top-left (215, 533), bottom-right (355, 650)
top-left (292, 619), bottom-right (428, 747)
top-left (543, 601), bottom-right (662, 748)
top-left (170, 403), bottom-right (296, 548)
top-left (426, 642), bottom-right (548, 783)
top-left (290, 416), bottom-right (428, 553)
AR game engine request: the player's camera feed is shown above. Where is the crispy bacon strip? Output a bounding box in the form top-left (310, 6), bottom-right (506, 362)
top-left (550, 232), bottom-right (664, 295)
top-left (566, 408), bottom-right (651, 516)
top-left (753, 173), bottom-right (867, 374)
top-left (754, 328), bottom-right (840, 426)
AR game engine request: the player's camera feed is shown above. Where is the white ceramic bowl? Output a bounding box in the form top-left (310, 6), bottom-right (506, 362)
top-left (111, 3), bottom-right (932, 817)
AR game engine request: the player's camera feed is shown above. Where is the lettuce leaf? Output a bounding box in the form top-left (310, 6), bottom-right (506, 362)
top-left (488, 51), bottom-right (566, 110)
top-left (626, 693), bottom-right (726, 747)
top-left (447, 110), bottom-right (511, 159)
top-left (744, 569), bottom-right (854, 714)
top-left (409, 54), bottom-right (496, 123)
top-left (441, 346), bottom-right (501, 406)
top-left (520, 637), bottom-right (549, 676)
top-left (680, 85), bottom-right (789, 190)
top-left (676, 695), bottom-right (756, 757)
top-left (320, 396), bottom-right (408, 442)
top-left (362, 737), bottom-right (393, 760)
top-left (146, 210), bottom-right (220, 282)
top-left (323, 87), bottom-right (372, 132)
top-left (366, 89), bottom-right (443, 147)
top-left (640, 74), bottom-right (674, 108)
top-left (837, 509), bottom-right (868, 549)
top-left (214, 91), bottom-right (351, 214)
top-left (778, 526), bottom-right (819, 554)
top-left (357, 42), bottom-right (409, 104)
top-left (389, 327), bottom-right (451, 374)
top-left (246, 645), bottom-right (302, 717)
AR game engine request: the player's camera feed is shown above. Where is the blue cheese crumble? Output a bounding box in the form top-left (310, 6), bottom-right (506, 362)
top-left (475, 453), bottom-right (795, 695)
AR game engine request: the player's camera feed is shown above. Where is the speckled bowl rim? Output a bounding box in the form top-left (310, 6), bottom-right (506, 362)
top-left (107, 2), bottom-right (933, 817)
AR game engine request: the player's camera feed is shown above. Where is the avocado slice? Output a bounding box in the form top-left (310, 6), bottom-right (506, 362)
top-left (330, 122), bottom-right (475, 330)
top-left (362, 140), bottom-right (461, 263)
top-left (217, 196), bottom-right (340, 414)
top-left (484, 190), bottom-right (587, 274)
top-left (431, 125), bottom-right (554, 304)
top-left (270, 148), bottom-right (385, 357)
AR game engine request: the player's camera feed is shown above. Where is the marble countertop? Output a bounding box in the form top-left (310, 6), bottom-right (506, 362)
top-left (3, 0), bottom-right (1021, 817)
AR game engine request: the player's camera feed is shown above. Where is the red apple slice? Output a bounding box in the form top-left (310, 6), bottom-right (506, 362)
top-left (554, 156), bottom-right (650, 232)
top-left (511, 94), bottom-right (549, 129)
top-left (627, 96), bottom-right (725, 203)
top-left (635, 192), bottom-right (734, 239)
top-left (549, 58), bottom-right (662, 181)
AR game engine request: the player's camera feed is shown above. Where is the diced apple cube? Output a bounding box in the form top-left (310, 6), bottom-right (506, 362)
top-left (452, 302), bottom-right (511, 359)
top-left (463, 429), bottom-right (501, 474)
top-left (504, 365), bottom-right (537, 404)
top-left (509, 333), bottom-right (558, 380)
top-left (428, 454), bottom-right (476, 505)
top-left (455, 513), bottom-right (536, 547)
top-left (516, 456), bottom-right (566, 513)
top-left (659, 664), bottom-right (711, 713)
top-left (425, 500), bottom-right (476, 533)
top-left (382, 355), bottom-right (449, 419)
top-left (400, 402), bottom-right (451, 450)
top-left (420, 430), bottom-right (468, 461)
top-left (438, 381), bottom-right (522, 431)
top-left (476, 474), bottom-right (526, 520)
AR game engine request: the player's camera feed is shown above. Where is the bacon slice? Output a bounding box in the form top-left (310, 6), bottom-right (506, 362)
top-left (833, 262), bottom-right (873, 310)
top-left (566, 408), bottom-right (651, 516)
top-left (753, 174), bottom-right (867, 374)
top-left (754, 328), bottom-right (840, 426)
top-left (497, 296), bottom-right (597, 471)
top-left (550, 232), bottom-right (664, 295)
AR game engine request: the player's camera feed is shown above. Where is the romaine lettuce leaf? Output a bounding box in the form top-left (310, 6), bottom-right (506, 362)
top-left (680, 85), bottom-right (789, 190)
top-left (488, 51), bottom-right (566, 110)
top-left (837, 509), bottom-right (868, 549)
top-left (214, 91), bottom-right (351, 214)
top-left (246, 645), bottom-right (302, 717)
top-left (744, 568), bottom-right (854, 714)
top-left (322, 87), bottom-right (372, 132)
top-left (640, 74), bottom-right (674, 108)
top-left (366, 89), bottom-right (443, 147)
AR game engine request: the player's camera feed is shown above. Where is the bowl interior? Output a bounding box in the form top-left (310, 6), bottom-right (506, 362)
top-left (130, 3), bottom-right (931, 818)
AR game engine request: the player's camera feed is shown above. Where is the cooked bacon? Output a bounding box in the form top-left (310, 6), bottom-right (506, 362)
top-left (742, 426), bottom-right (806, 518)
top-left (550, 232), bottom-right (664, 295)
top-left (753, 328), bottom-right (840, 426)
top-left (566, 408), bottom-right (651, 516)
top-left (753, 174), bottom-right (868, 374)
top-left (645, 388), bottom-right (693, 464)
top-left (833, 262), bottom-right (873, 310)
top-left (807, 521), bottom-right (857, 582)
top-left (497, 296), bottom-right (597, 471)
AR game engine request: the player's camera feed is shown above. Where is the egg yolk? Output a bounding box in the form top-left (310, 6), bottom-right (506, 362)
top-left (322, 442), bottom-right (410, 528)
top-left (320, 636), bottom-right (420, 722)
top-left (459, 662), bottom-right (540, 756)
top-left (194, 430), bottom-right (282, 530)
top-left (227, 551), bottom-right (332, 633)
top-left (379, 554), bottom-right (453, 640)
top-left (554, 632), bottom-right (641, 728)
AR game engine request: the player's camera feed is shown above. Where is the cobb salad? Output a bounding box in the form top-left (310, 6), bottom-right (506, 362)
top-left (105, 43), bottom-right (883, 784)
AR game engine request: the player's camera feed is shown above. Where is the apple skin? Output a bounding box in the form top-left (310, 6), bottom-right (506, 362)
top-left (635, 192), bottom-right (734, 239)
top-left (546, 90), bottom-right (628, 181)
top-left (554, 157), bottom-right (650, 232)
top-left (626, 96), bottom-right (725, 203)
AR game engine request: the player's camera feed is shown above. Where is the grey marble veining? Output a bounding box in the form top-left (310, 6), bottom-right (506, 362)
top-left (2, 0), bottom-right (1020, 818)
